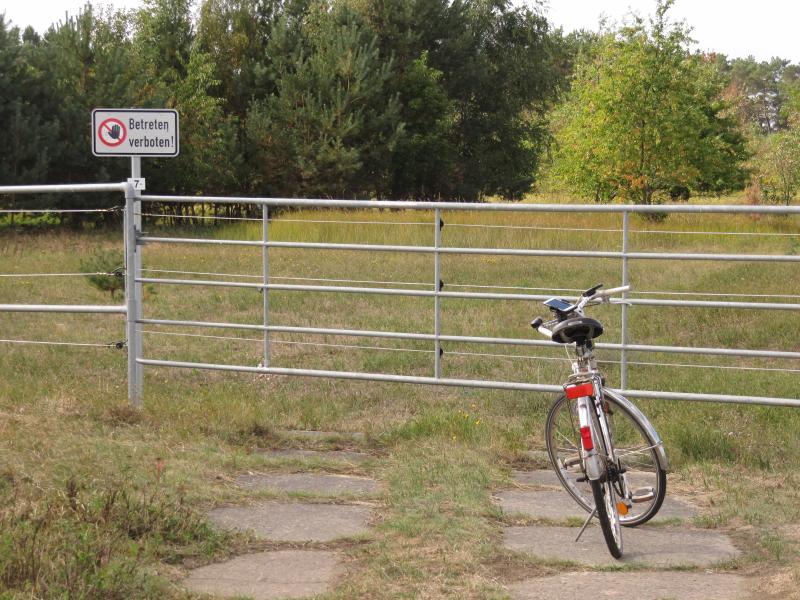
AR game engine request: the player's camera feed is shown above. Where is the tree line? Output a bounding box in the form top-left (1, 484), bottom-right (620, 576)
top-left (1, 0), bottom-right (798, 223)
top-left (0, 0), bottom-right (561, 221)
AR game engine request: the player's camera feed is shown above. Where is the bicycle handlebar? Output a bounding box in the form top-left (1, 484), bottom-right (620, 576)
top-left (593, 285), bottom-right (630, 299)
top-left (530, 316), bottom-right (554, 339)
top-left (567, 284), bottom-right (630, 314)
top-left (530, 285), bottom-right (630, 340)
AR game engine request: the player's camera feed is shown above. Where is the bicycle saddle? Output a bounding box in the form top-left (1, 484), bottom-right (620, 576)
top-left (551, 316), bottom-right (603, 345)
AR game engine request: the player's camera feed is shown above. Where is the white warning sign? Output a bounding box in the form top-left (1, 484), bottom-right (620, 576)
top-left (92, 109), bottom-right (179, 157)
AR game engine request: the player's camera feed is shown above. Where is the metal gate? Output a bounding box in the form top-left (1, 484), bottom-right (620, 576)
top-left (2, 183), bottom-right (800, 408)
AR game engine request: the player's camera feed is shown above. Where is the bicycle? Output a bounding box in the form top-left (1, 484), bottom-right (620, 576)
top-left (530, 283), bottom-right (668, 558)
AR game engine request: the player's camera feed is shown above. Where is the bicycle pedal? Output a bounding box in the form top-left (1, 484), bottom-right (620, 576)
top-left (576, 476), bottom-right (588, 483)
top-left (631, 487), bottom-right (656, 503)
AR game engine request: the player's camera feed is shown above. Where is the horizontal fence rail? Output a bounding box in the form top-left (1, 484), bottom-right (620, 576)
top-left (141, 195), bottom-right (800, 214)
top-left (0, 304), bottom-right (127, 314)
top-left (136, 318), bottom-right (800, 360)
top-left (134, 277), bottom-right (800, 311)
top-left (0, 183), bottom-right (128, 195)
top-left (139, 236), bottom-right (800, 263)
top-left (137, 359), bottom-right (800, 409)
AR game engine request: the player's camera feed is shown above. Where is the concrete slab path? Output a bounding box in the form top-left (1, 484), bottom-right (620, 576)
top-left (209, 502), bottom-right (372, 542)
top-left (183, 550), bottom-right (342, 600)
top-left (510, 469), bottom-right (563, 487)
top-left (185, 432), bottom-right (378, 599)
top-left (504, 524), bottom-right (739, 567)
top-left (281, 429), bottom-right (365, 441)
top-left (237, 472), bottom-right (379, 495)
top-left (508, 571), bottom-right (749, 600)
top-left (258, 449), bottom-right (371, 463)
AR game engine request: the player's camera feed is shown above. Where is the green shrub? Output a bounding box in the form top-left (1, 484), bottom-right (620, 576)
top-left (80, 250), bottom-right (125, 299)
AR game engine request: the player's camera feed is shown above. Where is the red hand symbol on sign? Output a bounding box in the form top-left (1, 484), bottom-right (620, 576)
top-left (98, 118), bottom-right (127, 147)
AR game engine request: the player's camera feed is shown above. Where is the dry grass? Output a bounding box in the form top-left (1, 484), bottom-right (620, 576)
top-left (2, 199), bottom-right (800, 597)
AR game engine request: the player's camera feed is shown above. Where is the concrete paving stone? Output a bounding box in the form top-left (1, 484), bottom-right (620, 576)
top-left (237, 472), bottom-right (379, 495)
top-left (504, 525), bottom-right (739, 567)
top-left (512, 469), bottom-right (563, 488)
top-left (259, 448), bottom-right (371, 463)
top-left (496, 489), bottom-right (696, 522)
top-left (282, 429), bottom-right (365, 441)
top-left (183, 549), bottom-right (342, 600)
top-left (209, 502), bottom-right (371, 542)
top-left (509, 571), bottom-right (748, 600)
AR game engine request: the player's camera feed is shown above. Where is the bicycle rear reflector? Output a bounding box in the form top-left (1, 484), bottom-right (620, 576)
top-left (580, 426), bottom-right (594, 450)
top-left (566, 382), bottom-right (593, 399)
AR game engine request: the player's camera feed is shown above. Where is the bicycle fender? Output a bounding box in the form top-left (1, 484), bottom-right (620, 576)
top-left (604, 388), bottom-right (670, 471)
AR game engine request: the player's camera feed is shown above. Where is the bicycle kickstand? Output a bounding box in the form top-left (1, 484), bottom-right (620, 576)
top-left (575, 508), bottom-right (597, 542)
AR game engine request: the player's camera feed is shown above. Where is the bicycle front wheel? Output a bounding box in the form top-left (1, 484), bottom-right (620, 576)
top-left (545, 390), bottom-right (667, 526)
top-left (591, 477), bottom-right (623, 558)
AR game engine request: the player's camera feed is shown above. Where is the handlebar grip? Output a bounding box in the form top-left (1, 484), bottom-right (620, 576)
top-left (530, 317), bottom-right (553, 340)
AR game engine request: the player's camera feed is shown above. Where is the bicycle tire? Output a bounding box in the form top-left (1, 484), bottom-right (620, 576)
top-left (545, 390), bottom-right (667, 526)
top-left (591, 477), bottom-right (623, 558)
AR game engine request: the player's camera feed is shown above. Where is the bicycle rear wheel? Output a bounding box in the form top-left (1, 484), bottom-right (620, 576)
top-left (545, 391), bottom-right (667, 526)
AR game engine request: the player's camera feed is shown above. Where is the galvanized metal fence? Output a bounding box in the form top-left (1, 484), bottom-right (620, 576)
top-left (2, 183), bottom-right (800, 408)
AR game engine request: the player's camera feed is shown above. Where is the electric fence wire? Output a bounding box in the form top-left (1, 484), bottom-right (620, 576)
top-left (138, 212), bottom-right (262, 222)
top-left (274, 218), bottom-right (431, 227)
top-left (141, 329), bottom-right (435, 353)
top-left (137, 212), bottom-right (431, 226)
top-left (445, 222), bottom-right (800, 237)
top-left (597, 359), bottom-right (800, 373)
top-left (134, 268), bottom-right (800, 299)
top-left (4, 265), bottom-right (800, 300)
top-left (139, 269), bottom-right (431, 287)
top-left (448, 350), bottom-right (572, 362)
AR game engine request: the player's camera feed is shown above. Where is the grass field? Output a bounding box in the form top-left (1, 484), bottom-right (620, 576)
top-left (2, 196), bottom-right (800, 598)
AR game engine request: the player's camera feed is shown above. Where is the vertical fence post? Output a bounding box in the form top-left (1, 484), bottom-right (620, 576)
top-left (434, 208), bottom-right (442, 378)
top-left (131, 158), bottom-right (144, 400)
top-left (124, 181), bottom-right (142, 407)
top-left (620, 211), bottom-right (630, 390)
top-left (262, 204), bottom-right (270, 367)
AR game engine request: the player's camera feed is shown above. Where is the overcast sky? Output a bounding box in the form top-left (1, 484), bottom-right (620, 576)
top-left (543, 0), bottom-right (799, 62)
top-left (1, 0), bottom-right (797, 63)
